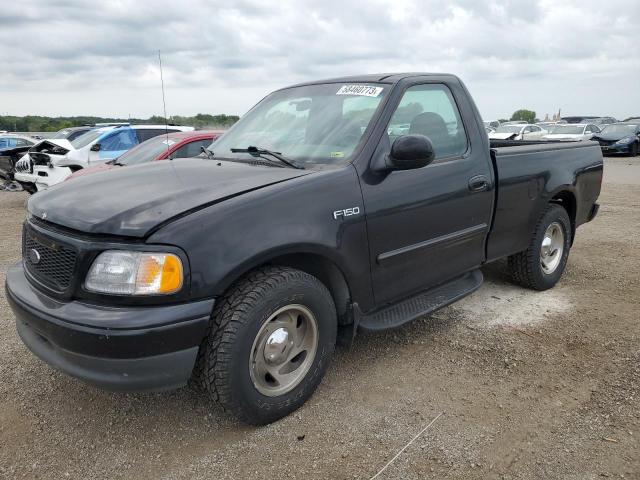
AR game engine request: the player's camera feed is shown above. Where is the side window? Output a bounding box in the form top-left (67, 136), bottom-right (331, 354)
top-left (0, 138), bottom-right (18, 148)
top-left (387, 84), bottom-right (467, 159)
top-left (67, 129), bottom-right (89, 141)
top-left (16, 138), bottom-right (32, 147)
top-left (100, 129), bottom-right (138, 152)
top-left (172, 139), bottom-right (211, 159)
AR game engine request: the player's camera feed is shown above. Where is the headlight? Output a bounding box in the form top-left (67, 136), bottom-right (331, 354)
top-left (615, 137), bottom-right (632, 145)
top-left (85, 251), bottom-right (183, 295)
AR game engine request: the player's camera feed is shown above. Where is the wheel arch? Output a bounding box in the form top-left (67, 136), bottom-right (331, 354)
top-left (549, 188), bottom-right (576, 242)
top-left (214, 247), bottom-right (355, 325)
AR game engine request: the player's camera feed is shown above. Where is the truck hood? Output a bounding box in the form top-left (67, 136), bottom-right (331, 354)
top-left (28, 158), bottom-right (311, 237)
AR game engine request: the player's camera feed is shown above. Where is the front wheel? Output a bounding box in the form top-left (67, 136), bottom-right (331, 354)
top-left (508, 204), bottom-right (572, 291)
top-left (198, 266), bottom-right (336, 424)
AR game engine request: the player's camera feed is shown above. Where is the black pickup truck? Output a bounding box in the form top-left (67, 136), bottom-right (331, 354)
top-left (6, 73), bottom-right (603, 424)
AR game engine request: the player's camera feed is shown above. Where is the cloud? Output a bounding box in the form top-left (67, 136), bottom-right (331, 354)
top-left (0, 0), bottom-right (638, 120)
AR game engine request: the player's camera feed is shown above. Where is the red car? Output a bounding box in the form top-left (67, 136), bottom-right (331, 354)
top-left (67, 130), bottom-right (224, 180)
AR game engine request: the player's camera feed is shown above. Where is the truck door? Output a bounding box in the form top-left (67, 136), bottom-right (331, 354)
top-left (360, 82), bottom-right (494, 305)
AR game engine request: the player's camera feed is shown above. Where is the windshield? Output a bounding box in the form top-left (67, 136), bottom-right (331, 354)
top-left (53, 129), bottom-right (72, 139)
top-left (70, 129), bottom-right (106, 149)
top-left (599, 124), bottom-right (637, 136)
top-left (118, 135), bottom-right (176, 165)
top-left (551, 125), bottom-right (584, 134)
top-left (208, 83), bottom-right (388, 167)
top-left (495, 125), bottom-right (523, 133)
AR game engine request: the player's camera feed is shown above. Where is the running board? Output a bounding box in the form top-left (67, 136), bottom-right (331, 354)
top-left (358, 270), bottom-right (483, 331)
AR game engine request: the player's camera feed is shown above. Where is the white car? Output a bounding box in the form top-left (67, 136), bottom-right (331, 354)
top-left (488, 124), bottom-right (547, 141)
top-left (542, 124), bottom-right (601, 142)
top-left (15, 124), bottom-right (194, 192)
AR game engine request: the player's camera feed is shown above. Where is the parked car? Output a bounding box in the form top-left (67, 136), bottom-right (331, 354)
top-left (0, 135), bottom-right (38, 189)
top-left (591, 123), bottom-right (640, 156)
top-left (67, 130), bottom-right (225, 181)
top-left (484, 120), bottom-right (500, 129)
top-left (50, 126), bottom-right (94, 142)
top-left (0, 134), bottom-right (37, 150)
top-left (14, 124), bottom-right (194, 192)
top-left (562, 116), bottom-right (600, 124)
top-left (536, 121), bottom-right (564, 131)
top-left (590, 117), bottom-right (617, 126)
top-left (542, 124), bottom-right (601, 141)
top-left (6, 73), bottom-right (602, 425)
top-left (488, 124), bottom-right (547, 140)
top-left (12, 125), bottom-right (119, 189)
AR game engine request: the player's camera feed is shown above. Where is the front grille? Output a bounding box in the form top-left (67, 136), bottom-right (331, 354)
top-left (23, 225), bottom-right (78, 291)
top-left (15, 156), bottom-right (33, 173)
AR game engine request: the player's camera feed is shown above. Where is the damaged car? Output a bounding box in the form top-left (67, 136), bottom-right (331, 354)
top-left (14, 124), bottom-right (194, 192)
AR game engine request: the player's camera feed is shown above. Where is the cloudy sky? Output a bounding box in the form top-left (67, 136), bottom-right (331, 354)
top-left (1, 0), bottom-right (638, 121)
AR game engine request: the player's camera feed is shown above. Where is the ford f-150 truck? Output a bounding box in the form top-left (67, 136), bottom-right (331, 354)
top-left (6, 73), bottom-right (603, 424)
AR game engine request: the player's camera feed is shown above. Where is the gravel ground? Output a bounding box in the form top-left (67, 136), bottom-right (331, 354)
top-left (0, 157), bottom-right (638, 480)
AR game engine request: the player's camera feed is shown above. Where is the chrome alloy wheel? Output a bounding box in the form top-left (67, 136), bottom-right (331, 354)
top-left (249, 304), bottom-right (319, 397)
top-left (540, 221), bottom-right (564, 274)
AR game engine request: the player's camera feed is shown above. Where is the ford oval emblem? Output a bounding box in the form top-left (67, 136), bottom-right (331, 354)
top-left (28, 248), bottom-right (41, 265)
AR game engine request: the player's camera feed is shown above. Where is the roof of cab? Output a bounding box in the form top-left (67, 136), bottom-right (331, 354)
top-left (286, 72), bottom-right (458, 89)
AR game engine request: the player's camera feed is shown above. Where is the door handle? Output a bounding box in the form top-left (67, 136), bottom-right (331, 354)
top-left (468, 175), bottom-right (489, 192)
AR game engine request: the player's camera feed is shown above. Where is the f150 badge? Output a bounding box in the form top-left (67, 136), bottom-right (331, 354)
top-left (333, 207), bottom-right (360, 220)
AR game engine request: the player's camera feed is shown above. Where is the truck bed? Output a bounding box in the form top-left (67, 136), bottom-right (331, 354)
top-left (486, 140), bottom-right (603, 262)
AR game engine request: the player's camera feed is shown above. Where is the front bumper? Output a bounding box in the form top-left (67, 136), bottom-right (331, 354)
top-left (14, 170), bottom-right (36, 184)
top-left (599, 144), bottom-right (631, 155)
top-left (6, 262), bottom-right (214, 392)
top-left (32, 165), bottom-right (73, 190)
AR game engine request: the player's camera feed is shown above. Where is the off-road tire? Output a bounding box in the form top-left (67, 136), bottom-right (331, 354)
top-left (508, 204), bottom-right (572, 291)
top-left (196, 266), bottom-right (336, 425)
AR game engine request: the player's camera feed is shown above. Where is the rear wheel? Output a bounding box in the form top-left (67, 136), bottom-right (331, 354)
top-left (197, 266), bottom-right (336, 424)
top-left (508, 204), bottom-right (572, 290)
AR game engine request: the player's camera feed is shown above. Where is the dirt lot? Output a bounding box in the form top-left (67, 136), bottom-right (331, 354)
top-left (0, 157), bottom-right (638, 480)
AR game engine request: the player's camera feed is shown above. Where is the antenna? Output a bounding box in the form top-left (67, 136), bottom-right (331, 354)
top-left (158, 50), bottom-right (170, 157)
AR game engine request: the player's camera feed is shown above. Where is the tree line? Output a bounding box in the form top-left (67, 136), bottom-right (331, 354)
top-left (0, 113), bottom-right (239, 132)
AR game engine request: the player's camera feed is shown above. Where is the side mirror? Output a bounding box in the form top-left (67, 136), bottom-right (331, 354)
top-left (90, 143), bottom-right (101, 152)
top-left (387, 134), bottom-right (435, 170)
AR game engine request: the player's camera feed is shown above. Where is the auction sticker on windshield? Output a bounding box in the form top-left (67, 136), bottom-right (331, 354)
top-left (336, 85), bottom-right (383, 97)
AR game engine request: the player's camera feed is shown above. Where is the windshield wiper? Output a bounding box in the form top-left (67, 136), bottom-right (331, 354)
top-left (200, 146), bottom-right (215, 159)
top-left (230, 146), bottom-right (304, 170)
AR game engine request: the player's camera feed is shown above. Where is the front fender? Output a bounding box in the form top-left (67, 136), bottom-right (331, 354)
top-left (147, 165), bottom-right (375, 311)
